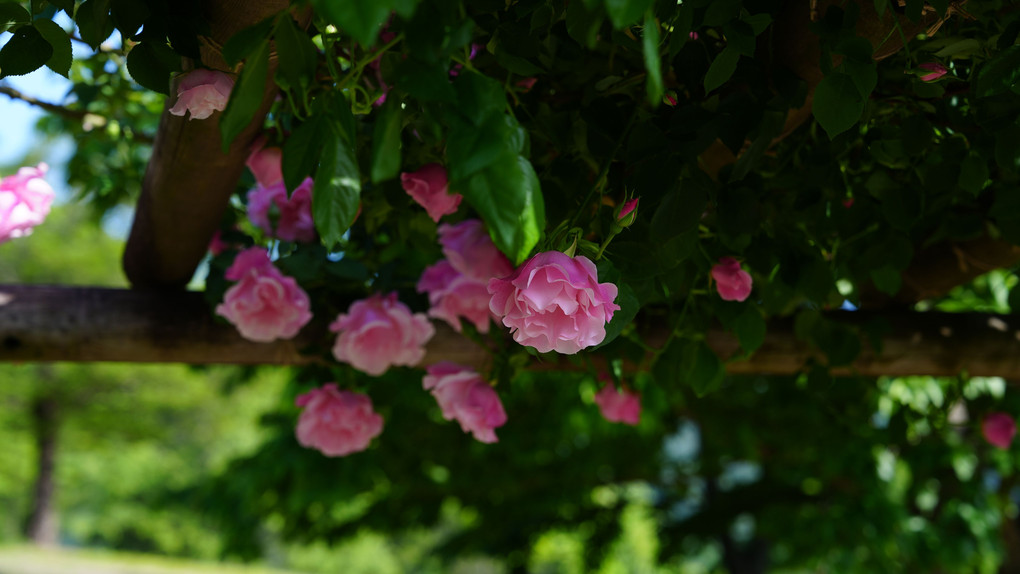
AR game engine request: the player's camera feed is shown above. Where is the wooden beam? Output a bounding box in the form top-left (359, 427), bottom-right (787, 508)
top-left (1, 285), bottom-right (1019, 378)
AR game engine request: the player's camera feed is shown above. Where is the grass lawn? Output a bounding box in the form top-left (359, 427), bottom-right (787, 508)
top-left (0, 545), bottom-right (300, 574)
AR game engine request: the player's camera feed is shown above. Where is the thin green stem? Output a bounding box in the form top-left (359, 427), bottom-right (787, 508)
top-left (569, 109), bottom-right (640, 228)
top-left (335, 32), bottom-right (405, 92)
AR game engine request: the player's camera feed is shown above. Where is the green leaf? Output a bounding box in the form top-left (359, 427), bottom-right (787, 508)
top-left (689, 342), bottom-right (725, 396)
top-left (451, 73), bottom-right (506, 126)
top-left (370, 99), bottom-right (403, 183)
top-left (730, 109), bottom-right (785, 181)
top-left (813, 71), bottom-right (864, 138)
top-left (605, 0), bottom-right (654, 29)
top-left (34, 18), bottom-right (71, 77)
top-left (873, 0), bottom-right (887, 18)
top-left (310, 0), bottom-right (392, 47)
top-left (0, 3), bottom-right (30, 34)
top-left (125, 40), bottom-right (180, 94)
top-left (958, 154), bottom-right (989, 195)
top-left (870, 265), bottom-right (902, 296)
top-left (110, 0), bottom-right (149, 39)
top-left (975, 45), bottom-right (1020, 99)
top-left (1009, 281), bottom-right (1020, 314)
top-left (313, 126), bottom-right (362, 249)
top-left (818, 322), bottom-right (861, 367)
top-left (642, 11), bottom-right (662, 106)
top-left (222, 16), bottom-right (274, 67)
top-left (455, 152), bottom-right (545, 264)
top-left (734, 306), bottom-right (766, 353)
top-left (220, 39), bottom-right (270, 150)
top-left (274, 14), bottom-right (318, 91)
top-left (447, 114), bottom-right (524, 180)
top-left (566, 0), bottom-right (603, 49)
top-left (282, 119), bottom-right (327, 193)
top-left (76, 0), bottom-right (114, 49)
top-left (395, 58), bottom-right (457, 103)
top-left (0, 25), bottom-right (52, 78)
top-left (704, 45), bottom-right (739, 93)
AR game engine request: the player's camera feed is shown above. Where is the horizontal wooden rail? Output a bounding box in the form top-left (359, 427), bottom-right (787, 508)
top-left (0, 285), bottom-right (1019, 378)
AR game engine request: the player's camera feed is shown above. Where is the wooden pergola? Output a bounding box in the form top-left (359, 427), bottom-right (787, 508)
top-left (1, 0), bottom-right (1018, 379)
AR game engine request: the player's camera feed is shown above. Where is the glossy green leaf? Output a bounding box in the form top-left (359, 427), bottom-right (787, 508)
top-left (76, 0), bottom-right (114, 49)
top-left (282, 119), bottom-right (327, 193)
top-left (688, 342), bottom-right (725, 396)
top-left (126, 40), bottom-right (179, 95)
top-left (274, 14), bottom-right (317, 91)
top-left (605, 0), bottom-right (654, 29)
top-left (642, 11), bottom-right (663, 106)
top-left (220, 39), bottom-right (270, 150)
top-left (310, 0), bottom-right (392, 47)
top-left (594, 281), bottom-right (639, 350)
top-left (734, 306), bottom-right (766, 353)
top-left (813, 71), bottom-right (864, 138)
top-left (0, 25), bottom-right (52, 78)
top-left (313, 126), bottom-right (362, 249)
top-left (704, 45), bottom-right (739, 94)
top-left (34, 18), bottom-right (71, 77)
top-left (370, 99), bottom-right (403, 183)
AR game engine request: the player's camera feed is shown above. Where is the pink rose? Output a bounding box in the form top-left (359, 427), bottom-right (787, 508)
top-left (295, 384), bottom-right (384, 456)
top-left (423, 362), bottom-right (507, 443)
top-left (711, 257), bottom-right (753, 302)
top-left (919, 62), bottom-right (948, 82)
top-left (246, 139), bottom-right (284, 188)
top-left (329, 292), bottom-right (436, 376)
top-left (438, 219), bottom-right (514, 281)
top-left (487, 251), bottom-right (621, 354)
top-left (0, 163), bottom-right (55, 243)
top-left (982, 412), bottom-right (1016, 449)
top-left (168, 69), bottom-right (234, 120)
top-left (400, 163), bottom-right (461, 222)
top-left (593, 383), bottom-right (641, 426)
top-left (215, 247), bottom-right (313, 342)
top-left (417, 261), bottom-right (495, 333)
top-left (614, 197), bottom-right (639, 228)
top-left (246, 178), bottom-right (316, 243)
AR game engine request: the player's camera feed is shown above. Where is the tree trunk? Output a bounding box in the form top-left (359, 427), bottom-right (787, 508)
top-left (25, 394), bottom-right (59, 546)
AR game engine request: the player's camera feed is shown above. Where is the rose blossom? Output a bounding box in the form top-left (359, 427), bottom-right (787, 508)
top-left (246, 139), bottom-right (284, 188)
top-left (168, 69), bottom-right (234, 120)
top-left (711, 257), bottom-right (753, 302)
top-left (418, 220), bottom-right (514, 333)
top-left (295, 384), bottom-right (384, 457)
top-left (329, 292), bottom-right (435, 376)
top-left (488, 251), bottom-right (620, 354)
top-left (438, 220), bottom-right (514, 280)
top-left (215, 247), bottom-right (313, 342)
top-left (247, 178), bottom-right (316, 243)
top-left (423, 362), bottom-right (508, 443)
top-left (0, 163), bottom-right (55, 243)
top-left (982, 412), bottom-right (1016, 449)
top-left (614, 197), bottom-right (639, 228)
top-left (593, 383), bottom-right (641, 426)
top-left (400, 163), bottom-right (461, 222)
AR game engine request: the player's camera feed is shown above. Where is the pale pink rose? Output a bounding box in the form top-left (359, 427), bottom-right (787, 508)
top-left (246, 178), bottom-right (316, 243)
top-left (423, 362), bottom-right (507, 443)
top-left (487, 251), bottom-right (621, 354)
top-left (295, 384), bottom-right (384, 457)
top-left (0, 163), bottom-right (55, 243)
top-left (438, 219), bottom-right (514, 281)
top-left (329, 292), bottom-right (436, 376)
top-left (215, 247), bottom-right (313, 342)
top-left (417, 260), bottom-right (495, 333)
top-left (919, 62), bottom-right (948, 82)
top-left (246, 138), bottom-right (283, 188)
top-left (168, 69), bottom-right (234, 120)
top-left (593, 384), bottom-right (641, 426)
top-left (711, 257), bottom-right (753, 302)
top-left (982, 412), bottom-right (1017, 449)
top-left (400, 163), bottom-right (461, 222)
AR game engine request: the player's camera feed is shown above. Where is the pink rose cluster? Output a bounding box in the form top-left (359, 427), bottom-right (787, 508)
top-left (983, 412), bottom-right (1017, 449)
top-left (168, 69), bottom-right (234, 121)
top-left (711, 257), bottom-right (753, 302)
top-left (417, 220), bottom-right (514, 333)
top-left (423, 362), bottom-right (508, 443)
top-left (401, 163), bottom-right (462, 222)
top-left (245, 142), bottom-right (316, 243)
top-left (329, 292), bottom-right (435, 376)
top-left (215, 247), bottom-right (313, 342)
top-left (594, 382), bottom-right (641, 426)
top-left (0, 163), bottom-right (55, 244)
top-left (295, 384), bottom-right (384, 456)
top-left (488, 251), bottom-right (620, 354)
